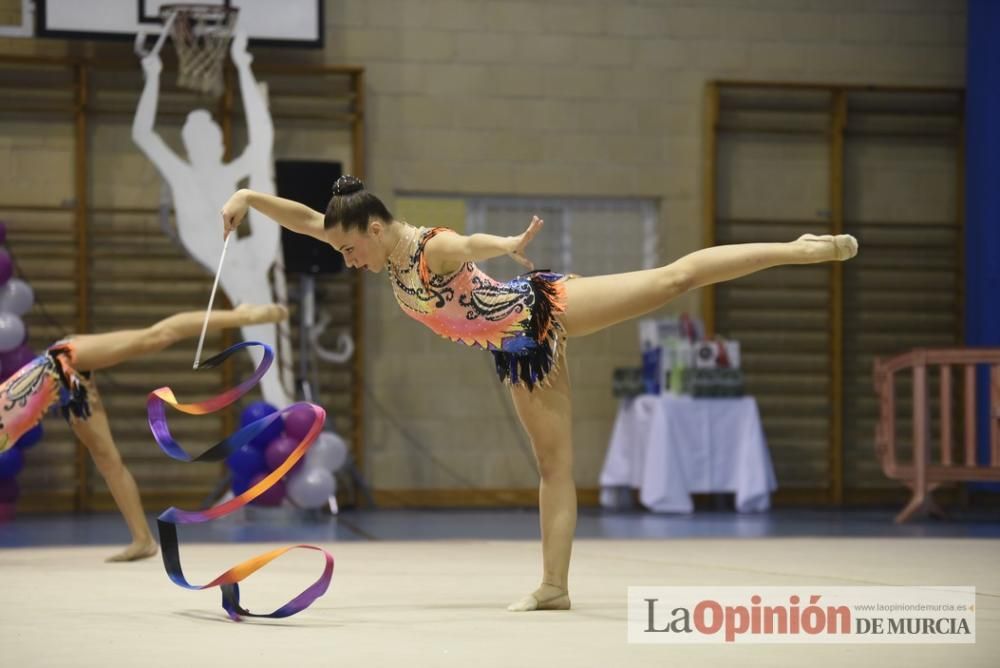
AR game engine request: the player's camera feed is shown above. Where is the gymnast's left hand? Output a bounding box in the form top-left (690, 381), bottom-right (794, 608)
top-left (507, 215), bottom-right (543, 271)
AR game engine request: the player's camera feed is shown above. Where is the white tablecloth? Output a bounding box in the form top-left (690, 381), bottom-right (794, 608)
top-left (599, 394), bottom-right (777, 513)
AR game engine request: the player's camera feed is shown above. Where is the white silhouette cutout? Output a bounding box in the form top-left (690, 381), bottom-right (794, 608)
top-left (133, 30), bottom-right (293, 408)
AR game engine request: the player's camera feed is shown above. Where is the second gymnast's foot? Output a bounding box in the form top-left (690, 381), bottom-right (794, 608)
top-left (798, 233), bottom-right (858, 262)
top-left (105, 540), bottom-right (159, 563)
top-left (235, 303), bottom-right (290, 324)
top-left (507, 583), bottom-right (571, 612)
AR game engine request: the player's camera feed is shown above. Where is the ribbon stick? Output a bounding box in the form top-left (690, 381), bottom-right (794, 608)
top-left (193, 233), bottom-right (231, 370)
top-left (148, 341), bottom-right (334, 620)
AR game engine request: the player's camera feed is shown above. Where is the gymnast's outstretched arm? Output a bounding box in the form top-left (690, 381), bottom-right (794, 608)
top-left (221, 189), bottom-right (325, 240)
top-left (423, 215), bottom-right (545, 273)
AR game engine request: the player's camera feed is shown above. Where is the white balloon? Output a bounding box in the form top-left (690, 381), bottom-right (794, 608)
top-left (0, 313), bottom-right (25, 353)
top-left (305, 431), bottom-right (348, 473)
top-left (0, 279), bottom-right (34, 316)
top-left (287, 467), bottom-right (335, 509)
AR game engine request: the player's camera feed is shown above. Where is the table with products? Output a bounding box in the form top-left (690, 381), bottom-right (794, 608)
top-left (599, 394), bottom-right (777, 513)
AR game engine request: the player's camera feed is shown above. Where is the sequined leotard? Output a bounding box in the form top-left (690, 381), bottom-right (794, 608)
top-left (387, 227), bottom-right (569, 390)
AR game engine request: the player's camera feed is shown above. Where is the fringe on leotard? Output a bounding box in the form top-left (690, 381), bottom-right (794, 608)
top-left (491, 272), bottom-right (568, 391)
top-left (47, 341), bottom-right (91, 421)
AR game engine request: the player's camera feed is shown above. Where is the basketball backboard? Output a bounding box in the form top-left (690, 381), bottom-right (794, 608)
top-left (35, 0), bottom-right (323, 48)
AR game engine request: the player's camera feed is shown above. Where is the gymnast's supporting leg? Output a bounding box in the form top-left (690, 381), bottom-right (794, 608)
top-left (500, 233), bottom-right (860, 605)
top-left (561, 233), bottom-right (857, 338)
top-left (68, 376), bottom-right (158, 562)
top-left (69, 304), bottom-right (287, 372)
top-left (60, 305), bottom-right (286, 561)
top-left (507, 360), bottom-right (575, 612)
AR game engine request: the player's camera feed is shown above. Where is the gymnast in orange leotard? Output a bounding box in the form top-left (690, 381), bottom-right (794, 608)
top-left (222, 175), bottom-right (859, 612)
top-left (387, 224), bottom-right (570, 390)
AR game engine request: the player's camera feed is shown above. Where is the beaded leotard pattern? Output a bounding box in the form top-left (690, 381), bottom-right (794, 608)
top-left (386, 227), bottom-right (568, 390)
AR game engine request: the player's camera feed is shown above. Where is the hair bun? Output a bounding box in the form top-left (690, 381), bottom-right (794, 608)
top-left (332, 175), bottom-right (364, 196)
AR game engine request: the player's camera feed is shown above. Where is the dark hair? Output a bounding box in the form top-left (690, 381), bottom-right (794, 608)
top-left (324, 175), bottom-right (393, 231)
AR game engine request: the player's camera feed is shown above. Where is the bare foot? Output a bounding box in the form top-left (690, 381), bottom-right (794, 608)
top-left (507, 583), bottom-right (571, 612)
top-left (105, 540), bottom-right (158, 563)
top-left (798, 233), bottom-right (858, 262)
top-left (235, 303), bottom-right (289, 325)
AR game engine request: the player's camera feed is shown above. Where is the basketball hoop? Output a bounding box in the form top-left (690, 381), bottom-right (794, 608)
top-left (135, 3), bottom-right (239, 97)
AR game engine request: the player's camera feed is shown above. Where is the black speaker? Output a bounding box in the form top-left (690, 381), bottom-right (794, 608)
top-left (275, 160), bottom-right (345, 274)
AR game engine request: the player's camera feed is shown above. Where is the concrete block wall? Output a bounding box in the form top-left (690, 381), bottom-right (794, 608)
top-left (0, 0), bottom-right (966, 494)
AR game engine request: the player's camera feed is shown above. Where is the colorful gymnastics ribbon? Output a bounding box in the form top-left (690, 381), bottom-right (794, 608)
top-left (147, 341), bottom-right (334, 621)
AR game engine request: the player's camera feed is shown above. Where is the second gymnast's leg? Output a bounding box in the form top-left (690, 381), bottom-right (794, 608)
top-left (561, 233), bottom-right (857, 338)
top-left (68, 375), bottom-right (158, 562)
top-left (69, 304), bottom-right (287, 372)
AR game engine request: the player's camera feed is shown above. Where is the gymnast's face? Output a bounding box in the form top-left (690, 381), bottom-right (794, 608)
top-left (325, 220), bottom-right (388, 273)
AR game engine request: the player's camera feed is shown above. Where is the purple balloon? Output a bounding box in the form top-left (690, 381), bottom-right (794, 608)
top-left (0, 447), bottom-right (24, 478)
top-left (283, 404), bottom-right (316, 441)
top-left (0, 344), bottom-right (35, 379)
top-left (0, 476), bottom-right (18, 502)
top-left (248, 472), bottom-right (285, 506)
top-left (0, 249), bottom-right (11, 286)
top-left (0, 501), bottom-right (14, 523)
top-left (264, 434), bottom-right (301, 473)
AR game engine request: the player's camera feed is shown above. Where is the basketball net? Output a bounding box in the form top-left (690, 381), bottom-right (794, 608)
top-left (136, 3), bottom-right (239, 97)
